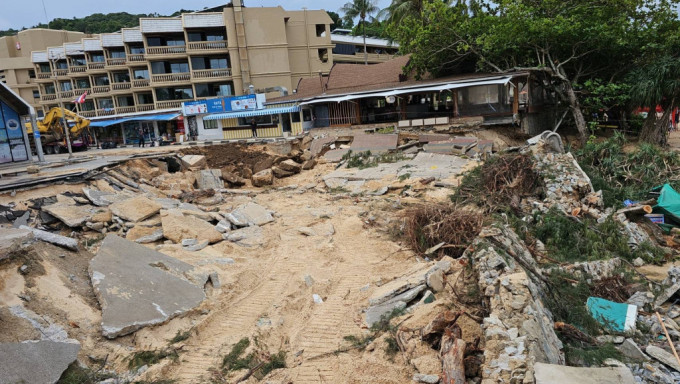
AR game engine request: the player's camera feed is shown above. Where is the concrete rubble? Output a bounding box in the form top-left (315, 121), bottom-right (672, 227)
top-left (90, 234), bottom-right (210, 338)
top-left (0, 340), bottom-right (81, 384)
top-left (161, 209), bottom-right (222, 244)
top-left (109, 195), bottom-right (162, 223)
top-left (224, 202), bottom-right (275, 227)
top-left (534, 362), bottom-right (636, 384)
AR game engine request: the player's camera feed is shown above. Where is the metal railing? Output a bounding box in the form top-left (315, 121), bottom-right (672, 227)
top-left (111, 83), bottom-right (132, 90)
top-left (187, 40), bottom-right (228, 51)
top-left (132, 79), bottom-right (150, 88)
top-left (92, 86), bottom-right (111, 94)
top-left (106, 58), bottom-right (126, 66)
top-left (37, 72), bottom-right (52, 79)
top-left (54, 69), bottom-right (68, 76)
top-left (137, 104), bottom-right (155, 112)
top-left (79, 110), bottom-right (96, 117)
top-left (41, 94), bottom-right (57, 101)
top-left (69, 66), bottom-right (87, 73)
top-left (96, 109), bottom-right (116, 116)
top-left (156, 100), bottom-right (186, 109)
top-left (152, 73), bottom-right (191, 83)
top-left (87, 62), bottom-right (105, 70)
top-left (192, 68), bottom-right (232, 79)
top-left (58, 90), bottom-right (75, 99)
top-left (127, 54), bottom-right (145, 62)
top-left (146, 46), bottom-right (186, 55)
top-left (116, 106), bottom-right (136, 114)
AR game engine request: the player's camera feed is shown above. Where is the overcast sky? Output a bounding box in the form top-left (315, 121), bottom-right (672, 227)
top-left (1, 0), bottom-right (392, 30)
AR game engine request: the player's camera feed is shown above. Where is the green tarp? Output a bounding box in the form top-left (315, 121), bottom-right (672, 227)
top-left (653, 184), bottom-right (680, 225)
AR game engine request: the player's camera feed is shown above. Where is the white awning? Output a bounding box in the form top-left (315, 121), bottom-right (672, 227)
top-left (300, 76), bottom-right (513, 106)
top-left (203, 105), bottom-right (300, 120)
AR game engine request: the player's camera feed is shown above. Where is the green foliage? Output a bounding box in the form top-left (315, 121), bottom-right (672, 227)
top-left (398, 172), bottom-right (411, 181)
top-left (581, 79), bottom-right (632, 117)
top-left (220, 337), bottom-right (286, 379)
top-left (343, 150), bottom-right (407, 169)
top-left (565, 343), bottom-right (623, 366)
top-left (168, 330), bottom-right (191, 344)
top-left (57, 363), bottom-right (114, 384)
top-left (575, 132), bottom-right (680, 207)
top-left (221, 338), bottom-right (251, 371)
top-left (259, 351), bottom-right (286, 377)
top-left (376, 125), bottom-right (395, 134)
top-left (127, 349), bottom-right (179, 370)
top-left (351, 18), bottom-right (388, 38)
top-left (383, 337), bottom-right (400, 360)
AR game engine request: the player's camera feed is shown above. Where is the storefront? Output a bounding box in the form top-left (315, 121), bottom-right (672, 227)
top-left (0, 82), bottom-right (32, 164)
top-left (89, 112), bottom-right (182, 146)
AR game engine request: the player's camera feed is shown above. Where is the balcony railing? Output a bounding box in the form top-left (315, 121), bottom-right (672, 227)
top-left (152, 73), bottom-right (191, 83)
top-left (92, 86), bottom-right (111, 94)
top-left (106, 58), bottom-right (126, 66)
top-left (132, 79), bottom-right (150, 88)
top-left (41, 94), bottom-right (57, 101)
top-left (69, 65), bottom-right (87, 73)
top-left (88, 62), bottom-right (105, 70)
top-left (79, 110), bottom-right (96, 118)
top-left (96, 109), bottom-right (116, 116)
top-left (37, 72), bottom-right (52, 79)
top-left (54, 69), bottom-right (68, 76)
top-left (137, 104), bottom-right (155, 112)
top-left (156, 100), bottom-right (188, 109)
top-left (187, 40), bottom-right (228, 51)
top-left (116, 106), bottom-right (136, 114)
top-left (112, 83), bottom-right (132, 91)
top-left (74, 88), bottom-right (91, 96)
top-left (146, 46), bottom-right (186, 55)
top-left (192, 68), bottom-right (232, 79)
top-left (59, 90), bottom-right (75, 100)
top-left (127, 54), bottom-right (145, 62)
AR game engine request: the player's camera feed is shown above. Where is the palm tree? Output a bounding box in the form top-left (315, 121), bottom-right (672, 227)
top-left (379, 0), bottom-right (452, 26)
top-left (340, 0), bottom-right (379, 65)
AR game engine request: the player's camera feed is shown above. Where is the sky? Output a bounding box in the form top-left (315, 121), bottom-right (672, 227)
top-left (0, 0), bottom-right (392, 30)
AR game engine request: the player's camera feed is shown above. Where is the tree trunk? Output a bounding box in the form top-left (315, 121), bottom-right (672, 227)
top-left (640, 102), bottom-right (674, 146)
top-left (363, 19), bottom-right (368, 65)
top-left (564, 82), bottom-right (588, 144)
top-left (441, 330), bottom-right (466, 384)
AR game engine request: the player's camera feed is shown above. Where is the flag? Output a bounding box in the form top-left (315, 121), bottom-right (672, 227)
top-left (73, 91), bottom-right (87, 104)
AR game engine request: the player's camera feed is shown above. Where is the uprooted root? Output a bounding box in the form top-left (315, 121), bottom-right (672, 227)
top-left (403, 204), bottom-right (483, 259)
top-left (452, 153), bottom-right (542, 213)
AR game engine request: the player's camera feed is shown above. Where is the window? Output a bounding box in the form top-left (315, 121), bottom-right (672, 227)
top-left (133, 68), bottom-right (149, 79)
top-left (113, 72), bottom-right (130, 83)
top-left (291, 111), bottom-right (300, 123)
top-left (55, 60), bottom-right (68, 69)
top-left (204, 119), bottom-right (218, 129)
top-left (39, 63), bottom-right (50, 73)
top-left (167, 39), bottom-right (185, 46)
top-left (195, 83), bottom-right (232, 98)
top-left (98, 98), bottom-right (114, 109)
top-left (137, 93), bottom-right (153, 105)
top-left (129, 46), bottom-right (144, 54)
top-left (28, 70), bottom-right (36, 79)
top-left (80, 100), bottom-right (95, 111)
top-left (207, 33), bottom-right (224, 41)
top-left (117, 95), bottom-right (135, 107)
top-left (147, 37), bottom-right (162, 47)
top-left (150, 62), bottom-right (166, 74)
top-left (59, 81), bottom-right (72, 92)
top-left (170, 62), bottom-right (189, 73)
top-left (91, 53), bottom-right (105, 62)
top-left (303, 109), bottom-right (312, 122)
top-left (32, 90), bottom-right (40, 99)
top-left (44, 84), bottom-right (55, 94)
top-left (209, 58), bottom-right (228, 69)
top-left (37, 110), bottom-right (44, 118)
top-left (109, 50), bottom-right (126, 59)
top-left (155, 87), bottom-right (193, 101)
top-left (71, 56), bottom-right (86, 66)
top-left (75, 78), bottom-right (90, 89)
top-left (187, 32), bottom-right (224, 42)
top-left (94, 75), bottom-right (110, 86)
top-left (318, 49), bottom-right (328, 63)
top-left (316, 24), bottom-right (326, 37)
top-left (237, 115), bottom-right (272, 126)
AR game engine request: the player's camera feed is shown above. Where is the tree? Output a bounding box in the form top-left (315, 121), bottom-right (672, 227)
top-left (351, 17), bottom-right (387, 38)
top-left (379, 0), bottom-right (451, 26)
top-left (392, 0), bottom-right (680, 144)
top-left (327, 11), bottom-right (343, 31)
top-left (339, 0), bottom-right (380, 65)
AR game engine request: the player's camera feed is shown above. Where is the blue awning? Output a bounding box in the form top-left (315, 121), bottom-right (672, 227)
top-left (89, 113), bottom-right (181, 127)
top-left (89, 118), bottom-right (128, 127)
top-left (203, 106), bottom-right (300, 120)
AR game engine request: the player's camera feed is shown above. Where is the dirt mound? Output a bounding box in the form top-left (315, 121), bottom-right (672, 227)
top-left (182, 144), bottom-right (278, 179)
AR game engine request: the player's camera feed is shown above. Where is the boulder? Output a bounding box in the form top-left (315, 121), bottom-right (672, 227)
top-left (0, 340), bottom-right (80, 384)
top-left (646, 345), bottom-right (680, 372)
top-left (161, 209), bottom-right (222, 244)
top-left (272, 166), bottom-right (294, 179)
top-left (225, 202), bottom-right (275, 227)
top-left (195, 169), bottom-right (224, 190)
top-left (302, 158), bottom-right (317, 170)
top-left (109, 195), bottom-right (162, 223)
top-left (89, 234), bottom-right (209, 338)
top-left (222, 171), bottom-right (247, 187)
top-left (180, 154), bottom-right (207, 170)
top-left (253, 157), bottom-right (275, 174)
top-left (225, 226), bottom-right (265, 247)
top-left (42, 203), bottom-right (98, 227)
top-left (534, 362), bottom-right (636, 384)
top-left (251, 169), bottom-right (274, 187)
top-left (278, 159), bottom-right (302, 174)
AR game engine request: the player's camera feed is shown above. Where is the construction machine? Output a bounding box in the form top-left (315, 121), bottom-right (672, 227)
top-left (25, 107), bottom-right (92, 154)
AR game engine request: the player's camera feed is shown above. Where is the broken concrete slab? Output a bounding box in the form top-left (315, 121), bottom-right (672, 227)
top-left (365, 300), bottom-right (407, 327)
top-left (251, 169), bottom-right (273, 187)
top-left (181, 154), bottom-right (207, 170)
top-left (272, 165), bottom-right (294, 178)
top-left (278, 159), bottom-right (302, 174)
top-left (82, 188), bottom-right (130, 207)
top-left (534, 362), bottom-right (636, 384)
top-left (225, 202), bottom-right (274, 227)
top-left (646, 345), bottom-right (680, 372)
top-left (109, 195), bottom-right (162, 223)
top-left (310, 136), bottom-right (337, 156)
top-left (195, 169), bottom-right (224, 190)
top-left (618, 338), bottom-right (650, 361)
top-left (154, 197), bottom-right (181, 210)
top-left (0, 340), bottom-right (80, 384)
top-left (0, 228), bottom-right (31, 259)
top-left (12, 211), bottom-right (30, 228)
top-left (225, 226), bottom-right (265, 247)
top-left (19, 225), bottom-right (77, 251)
top-left (134, 229), bottom-right (164, 244)
top-left (350, 133), bottom-right (398, 154)
top-left (90, 234), bottom-right (208, 338)
top-left (42, 203), bottom-right (98, 227)
top-left (324, 148), bottom-right (350, 162)
top-left (161, 209), bottom-right (223, 244)
top-left (369, 261), bottom-right (450, 306)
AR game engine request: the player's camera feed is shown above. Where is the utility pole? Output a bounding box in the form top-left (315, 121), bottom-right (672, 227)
top-left (49, 56), bottom-right (73, 158)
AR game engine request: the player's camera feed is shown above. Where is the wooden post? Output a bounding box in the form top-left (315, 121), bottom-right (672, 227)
top-left (513, 80), bottom-right (519, 115)
top-left (354, 101), bottom-right (362, 125)
top-left (440, 329), bottom-right (466, 384)
top-left (453, 90), bottom-right (459, 118)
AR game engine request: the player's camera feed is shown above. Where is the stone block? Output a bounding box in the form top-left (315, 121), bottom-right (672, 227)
top-left (181, 154), bottom-right (206, 170)
top-left (195, 169), bottom-right (224, 190)
top-left (251, 169), bottom-right (273, 187)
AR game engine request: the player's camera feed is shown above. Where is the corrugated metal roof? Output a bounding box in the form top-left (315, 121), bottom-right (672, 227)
top-left (140, 18), bottom-right (183, 33)
top-left (64, 42), bottom-right (84, 55)
top-left (83, 38), bottom-right (103, 51)
top-left (102, 33), bottom-right (124, 47)
top-left (47, 47), bottom-right (66, 60)
top-left (31, 51), bottom-right (49, 63)
top-left (330, 34), bottom-right (398, 48)
top-left (122, 28), bottom-right (143, 42)
top-left (204, 106), bottom-right (300, 120)
top-left (183, 13), bottom-right (225, 28)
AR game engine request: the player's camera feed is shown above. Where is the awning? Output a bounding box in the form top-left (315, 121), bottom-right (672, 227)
top-left (89, 113), bottom-right (181, 127)
top-left (300, 76), bottom-right (513, 106)
top-left (89, 118), bottom-right (129, 127)
top-left (203, 105), bottom-right (300, 121)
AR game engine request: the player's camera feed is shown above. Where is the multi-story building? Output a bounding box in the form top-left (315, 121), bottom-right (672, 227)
top-left (29, 1), bottom-right (334, 120)
top-left (0, 29), bottom-right (87, 117)
top-left (330, 29), bottom-right (399, 64)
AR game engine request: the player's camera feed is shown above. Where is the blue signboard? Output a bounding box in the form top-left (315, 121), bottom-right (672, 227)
top-left (183, 94), bottom-right (259, 116)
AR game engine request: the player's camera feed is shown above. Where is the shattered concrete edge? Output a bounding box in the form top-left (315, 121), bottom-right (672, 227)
top-left (19, 225), bottom-right (77, 251)
top-left (465, 225), bottom-right (565, 383)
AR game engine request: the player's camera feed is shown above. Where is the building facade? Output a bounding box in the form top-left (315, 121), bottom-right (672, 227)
top-left (0, 29), bottom-right (87, 117)
top-left (28, 2), bottom-right (334, 121)
top-left (330, 29), bottom-right (398, 64)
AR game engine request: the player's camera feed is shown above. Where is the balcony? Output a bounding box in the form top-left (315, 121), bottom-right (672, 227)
top-left (88, 62), bottom-right (105, 70)
top-left (96, 109), bottom-right (116, 117)
top-left (111, 83), bottom-right (132, 91)
top-left (192, 68), bottom-right (232, 79)
top-left (37, 72), bottom-right (52, 80)
top-left (146, 46), bottom-right (186, 55)
top-left (41, 94), bottom-right (57, 102)
top-left (80, 110), bottom-right (96, 118)
top-left (187, 40), bottom-right (228, 51)
top-left (54, 69), bottom-right (68, 77)
top-left (156, 100), bottom-right (188, 109)
top-left (116, 106), bottom-right (136, 114)
top-left (92, 86), bottom-right (111, 94)
top-left (128, 54), bottom-right (145, 62)
top-left (333, 52), bottom-right (397, 63)
top-left (132, 79), bottom-right (150, 88)
top-left (137, 104), bottom-right (155, 112)
top-left (69, 65), bottom-right (87, 73)
top-left (59, 90), bottom-right (75, 100)
top-left (151, 73), bottom-right (190, 83)
top-left (106, 58), bottom-right (126, 67)
top-left (74, 88), bottom-right (91, 96)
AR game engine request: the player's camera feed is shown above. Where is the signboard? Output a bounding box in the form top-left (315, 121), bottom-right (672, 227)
top-left (182, 94), bottom-right (265, 116)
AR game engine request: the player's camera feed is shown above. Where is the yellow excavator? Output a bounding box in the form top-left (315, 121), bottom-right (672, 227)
top-left (25, 107), bottom-right (92, 154)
